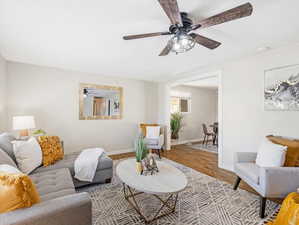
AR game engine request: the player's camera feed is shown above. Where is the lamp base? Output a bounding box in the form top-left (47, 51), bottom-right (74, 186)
top-left (20, 129), bottom-right (29, 137)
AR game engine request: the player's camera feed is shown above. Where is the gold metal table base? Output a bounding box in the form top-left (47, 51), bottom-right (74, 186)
top-left (122, 183), bottom-right (179, 224)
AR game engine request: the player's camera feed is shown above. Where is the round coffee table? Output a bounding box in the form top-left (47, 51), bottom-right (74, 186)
top-left (116, 158), bottom-right (187, 224)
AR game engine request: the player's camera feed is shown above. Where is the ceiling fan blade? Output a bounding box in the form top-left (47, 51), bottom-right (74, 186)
top-left (159, 41), bottom-right (173, 56)
top-left (157, 0), bottom-right (183, 26)
top-left (192, 2), bottom-right (253, 30)
top-left (123, 32), bottom-right (171, 40)
top-left (190, 33), bottom-right (221, 49)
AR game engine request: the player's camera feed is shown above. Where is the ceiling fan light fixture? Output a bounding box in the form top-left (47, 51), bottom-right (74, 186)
top-left (170, 33), bottom-right (195, 54)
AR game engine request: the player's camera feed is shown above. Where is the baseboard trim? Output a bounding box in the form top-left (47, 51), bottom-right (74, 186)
top-left (171, 138), bottom-right (203, 146)
top-left (106, 148), bottom-right (134, 155)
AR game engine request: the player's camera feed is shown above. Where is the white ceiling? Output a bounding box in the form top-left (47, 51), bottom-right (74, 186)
top-left (1, 0), bottom-right (299, 82)
top-left (183, 76), bottom-right (219, 89)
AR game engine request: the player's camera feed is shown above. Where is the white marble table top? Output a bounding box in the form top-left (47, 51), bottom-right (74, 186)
top-left (116, 158), bottom-right (188, 195)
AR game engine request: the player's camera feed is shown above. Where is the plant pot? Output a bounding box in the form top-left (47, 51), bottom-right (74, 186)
top-left (136, 162), bottom-right (143, 174)
top-left (171, 133), bottom-right (179, 139)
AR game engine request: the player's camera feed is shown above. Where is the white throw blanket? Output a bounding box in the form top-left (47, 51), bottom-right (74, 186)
top-left (74, 148), bottom-right (105, 182)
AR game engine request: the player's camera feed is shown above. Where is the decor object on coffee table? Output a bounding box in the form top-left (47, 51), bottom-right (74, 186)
top-left (142, 150), bottom-right (159, 176)
top-left (116, 158), bottom-right (187, 224)
top-left (135, 136), bottom-right (148, 174)
top-left (233, 136), bottom-right (299, 218)
top-left (12, 116), bottom-right (36, 137)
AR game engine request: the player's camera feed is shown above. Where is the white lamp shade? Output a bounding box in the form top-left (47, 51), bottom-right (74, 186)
top-left (13, 116), bottom-right (36, 130)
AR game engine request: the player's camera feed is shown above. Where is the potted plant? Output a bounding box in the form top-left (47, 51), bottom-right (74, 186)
top-left (135, 136), bottom-right (148, 174)
top-left (170, 112), bottom-right (183, 139)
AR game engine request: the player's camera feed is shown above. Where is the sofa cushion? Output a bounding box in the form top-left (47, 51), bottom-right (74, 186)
top-left (12, 137), bottom-right (43, 174)
top-left (235, 163), bottom-right (260, 184)
top-left (31, 152), bottom-right (113, 177)
top-left (37, 136), bottom-right (64, 166)
top-left (0, 133), bottom-right (17, 164)
top-left (144, 138), bottom-right (159, 145)
top-left (30, 168), bottom-right (75, 201)
top-left (0, 148), bottom-right (17, 168)
top-left (0, 172), bottom-right (40, 213)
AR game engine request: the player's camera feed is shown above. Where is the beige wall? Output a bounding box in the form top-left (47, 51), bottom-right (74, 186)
top-left (0, 55), bottom-right (7, 132)
top-left (6, 62), bottom-right (158, 154)
top-left (171, 85), bottom-right (218, 142)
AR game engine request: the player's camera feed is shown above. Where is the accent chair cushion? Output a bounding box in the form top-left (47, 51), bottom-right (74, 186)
top-left (37, 136), bottom-right (64, 166)
top-left (256, 138), bottom-right (287, 167)
top-left (0, 172), bottom-right (40, 213)
top-left (12, 137), bottom-right (43, 174)
top-left (0, 148), bottom-right (17, 168)
top-left (0, 133), bottom-right (17, 164)
top-left (235, 162), bottom-right (260, 184)
top-left (140, 124), bottom-right (159, 137)
top-left (267, 135), bottom-right (299, 167)
top-left (144, 138), bottom-right (159, 145)
top-left (146, 126), bottom-right (160, 138)
top-left (29, 168), bottom-right (75, 201)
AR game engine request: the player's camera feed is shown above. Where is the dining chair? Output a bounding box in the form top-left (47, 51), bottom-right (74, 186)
top-left (212, 122), bottom-right (218, 146)
top-left (202, 123), bottom-right (214, 145)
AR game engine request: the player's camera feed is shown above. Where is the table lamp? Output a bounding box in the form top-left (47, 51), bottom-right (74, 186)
top-left (12, 116), bottom-right (36, 137)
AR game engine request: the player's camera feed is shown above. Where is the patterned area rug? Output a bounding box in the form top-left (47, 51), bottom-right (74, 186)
top-left (79, 158), bottom-right (278, 225)
top-left (187, 143), bottom-right (218, 154)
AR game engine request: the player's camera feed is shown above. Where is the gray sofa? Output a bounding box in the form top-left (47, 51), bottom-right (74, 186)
top-left (0, 133), bottom-right (113, 225)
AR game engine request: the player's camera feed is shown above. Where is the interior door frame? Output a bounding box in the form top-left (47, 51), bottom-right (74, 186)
top-left (168, 70), bottom-right (224, 169)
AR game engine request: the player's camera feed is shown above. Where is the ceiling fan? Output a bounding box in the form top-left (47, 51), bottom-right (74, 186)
top-left (123, 1), bottom-right (253, 56)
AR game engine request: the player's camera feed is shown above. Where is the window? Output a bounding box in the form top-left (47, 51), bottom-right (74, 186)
top-left (170, 96), bottom-right (191, 113)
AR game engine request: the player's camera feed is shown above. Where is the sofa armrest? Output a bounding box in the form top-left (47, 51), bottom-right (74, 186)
top-left (0, 192), bottom-right (91, 225)
top-left (234, 152), bottom-right (257, 164)
top-left (158, 134), bottom-right (164, 147)
top-left (260, 167), bottom-right (299, 198)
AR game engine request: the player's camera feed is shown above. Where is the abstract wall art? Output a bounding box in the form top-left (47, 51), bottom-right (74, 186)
top-left (264, 64), bottom-right (299, 111)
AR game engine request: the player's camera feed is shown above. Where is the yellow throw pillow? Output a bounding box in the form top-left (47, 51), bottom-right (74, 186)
top-left (140, 124), bottom-right (159, 137)
top-left (267, 135), bottom-right (299, 167)
top-left (37, 136), bottom-right (64, 166)
top-left (0, 173), bottom-right (40, 213)
top-left (266, 192), bottom-right (299, 225)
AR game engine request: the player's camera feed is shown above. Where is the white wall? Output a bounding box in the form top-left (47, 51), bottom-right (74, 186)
top-left (7, 62), bottom-right (158, 154)
top-left (171, 85), bottom-right (218, 142)
top-left (0, 55), bottom-right (7, 132)
top-left (172, 44), bottom-right (299, 171)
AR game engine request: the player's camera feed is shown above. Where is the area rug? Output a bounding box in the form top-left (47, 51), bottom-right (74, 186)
top-left (187, 143), bottom-right (218, 154)
top-left (79, 158), bottom-right (278, 225)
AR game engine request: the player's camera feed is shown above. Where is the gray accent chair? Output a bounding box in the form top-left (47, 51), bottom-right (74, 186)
top-left (0, 133), bottom-right (114, 225)
top-left (143, 126), bottom-right (165, 158)
top-left (233, 152), bottom-right (299, 218)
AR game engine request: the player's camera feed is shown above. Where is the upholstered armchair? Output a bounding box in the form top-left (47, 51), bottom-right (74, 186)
top-left (233, 136), bottom-right (299, 218)
top-left (139, 124), bottom-right (165, 158)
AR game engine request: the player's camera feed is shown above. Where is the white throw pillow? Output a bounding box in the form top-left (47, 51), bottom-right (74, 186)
top-left (0, 164), bottom-right (22, 174)
top-left (146, 126), bottom-right (160, 139)
top-left (256, 138), bottom-right (287, 167)
top-left (12, 137), bottom-right (42, 174)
